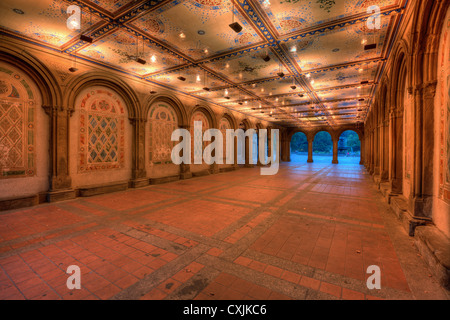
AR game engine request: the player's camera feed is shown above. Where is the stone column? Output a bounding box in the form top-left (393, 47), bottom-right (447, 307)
top-left (307, 137), bottom-right (314, 163)
top-left (359, 134), bottom-right (364, 165)
top-left (256, 130), bottom-right (263, 167)
top-left (129, 118), bottom-right (148, 188)
top-left (369, 127), bottom-right (375, 175)
top-left (411, 82), bottom-right (436, 219)
top-left (380, 120), bottom-right (389, 181)
top-left (389, 108), bottom-right (403, 194)
top-left (244, 133), bottom-right (254, 168)
top-left (44, 106), bottom-right (75, 202)
top-left (332, 136), bottom-right (339, 164)
top-left (374, 118), bottom-right (380, 175)
top-left (179, 124), bottom-right (193, 179)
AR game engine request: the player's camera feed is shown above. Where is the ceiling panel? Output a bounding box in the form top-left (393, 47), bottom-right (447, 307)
top-left (78, 29), bottom-right (180, 75)
top-left (130, 0), bottom-right (264, 59)
top-left (0, 0), bottom-right (102, 47)
top-left (0, 0), bottom-right (407, 127)
top-left (255, 0), bottom-right (399, 37)
top-left (284, 18), bottom-right (391, 71)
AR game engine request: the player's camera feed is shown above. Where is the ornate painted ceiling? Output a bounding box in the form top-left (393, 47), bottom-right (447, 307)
top-left (0, 0), bottom-right (408, 128)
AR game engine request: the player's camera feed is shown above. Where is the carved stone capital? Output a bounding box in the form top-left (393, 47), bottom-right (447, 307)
top-left (422, 81), bottom-right (437, 99)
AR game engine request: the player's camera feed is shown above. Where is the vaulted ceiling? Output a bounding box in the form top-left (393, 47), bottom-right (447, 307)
top-left (0, 0), bottom-right (407, 128)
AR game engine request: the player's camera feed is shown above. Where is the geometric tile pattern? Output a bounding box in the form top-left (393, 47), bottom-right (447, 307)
top-left (78, 88), bottom-right (125, 172)
top-left (148, 103), bottom-right (178, 164)
top-left (0, 65), bottom-right (36, 178)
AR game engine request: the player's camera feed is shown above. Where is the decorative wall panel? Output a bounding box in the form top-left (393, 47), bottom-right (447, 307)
top-left (439, 16), bottom-right (450, 202)
top-left (190, 111), bottom-right (210, 163)
top-left (148, 102), bottom-right (178, 164)
top-left (0, 66), bottom-right (36, 179)
top-left (78, 88), bottom-right (125, 172)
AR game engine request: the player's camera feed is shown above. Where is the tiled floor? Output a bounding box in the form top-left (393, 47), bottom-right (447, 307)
top-left (0, 156), bottom-right (449, 300)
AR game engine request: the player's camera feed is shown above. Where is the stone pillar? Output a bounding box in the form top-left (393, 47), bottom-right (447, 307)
top-left (411, 82), bottom-right (436, 219)
top-left (332, 136), bottom-right (339, 164)
top-left (43, 106), bottom-right (76, 202)
top-left (280, 131), bottom-right (291, 162)
top-left (244, 133), bottom-right (254, 168)
top-left (256, 130), bottom-right (263, 167)
top-left (369, 127), bottom-right (375, 175)
top-left (380, 118), bottom-right (389, 181)
top-left (307, 137), bottom-right (314, 163)
top-left (374, 120), bottom-right (380, 175)
top-left (129, 118), bottom-right (148, 188)
top-left (359, 134), bottom-right (364, 165)
top-left (389, 108), bottom-right (403, 194)
top-left (179, 124), bottom-right (193, 179)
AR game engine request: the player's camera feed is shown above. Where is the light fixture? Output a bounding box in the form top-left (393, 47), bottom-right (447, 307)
top-left (291, 78), bottom-right (297, 90)
top-left (150, 90), bottom-right (157, 94)
top-left (69, 54), bottom-right (78, 73)
top-left (361, 80), bottom-right (369, 85)
top-left (277, 71), bottom-right (285, 77)
top-left (262, 49), bottom-right (270, 62)
top-left (364, 43), bottom-right (377, 50)
top-left (177, 76), bottom-right (186, 81)
top-left (229, 2), bottom-right (243, 33)
top-left (150, 55), bottom-right (156, 63)
top-left (136, 58), bottom-right (146, 65)
top-left (290, 46), bottom-right (297, 53)
top-left (179, 32), bottom-right (186, 39)
top-left (70, 20), bottom-right (79, 29)
top-left (202, 70), bottom-right (210, 91)
top-left (196, 74), bottom-right (201, 82)
top-left (80, 34), bottom-right (93, 43)
top-left (12, 8), bottom-right (25, 14)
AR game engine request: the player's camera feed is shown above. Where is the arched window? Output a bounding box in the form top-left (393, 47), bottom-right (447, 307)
top-left (0, 66), bottom-right (37, 178)
top-left (78, 88), bottom-right (125, 172)
top-left (148, 102), bottom-right (178, 164)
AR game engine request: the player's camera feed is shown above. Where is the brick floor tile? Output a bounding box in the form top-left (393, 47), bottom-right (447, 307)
top-left (319, 282), bottom-right (342, 299)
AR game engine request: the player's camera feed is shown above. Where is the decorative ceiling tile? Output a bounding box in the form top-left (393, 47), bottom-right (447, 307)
top-left (0, 0), bottom-right (407, 126)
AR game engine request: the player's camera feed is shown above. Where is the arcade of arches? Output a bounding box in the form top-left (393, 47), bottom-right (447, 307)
top-left (0, 0), bottom-right (449, 300)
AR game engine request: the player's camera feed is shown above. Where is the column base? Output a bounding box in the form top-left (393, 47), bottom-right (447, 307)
top-left (332, 160), bottom-right (339, 164)
top-left (47, 189), bottom-right (76, 203)
top-left (130, 178), bottom-right (149, 188)
top-left (180, 172), bottom-right (193, 180)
